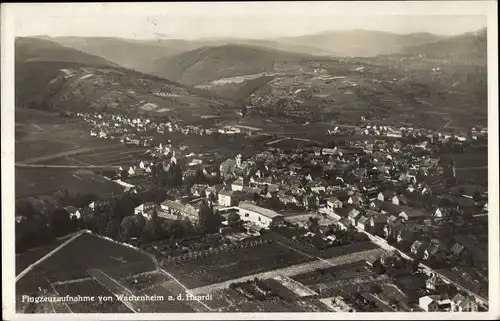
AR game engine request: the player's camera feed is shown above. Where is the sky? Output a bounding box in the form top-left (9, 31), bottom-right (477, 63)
top-left (10, 2), bottom-right (489, 40)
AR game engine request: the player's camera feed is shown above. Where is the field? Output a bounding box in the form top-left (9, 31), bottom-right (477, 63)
top-left (16, 238), bottom-right (66, 274)
top-left (15, 109), bottom-right (118, 163)
top-left (162, 240), bottom-right (312, 289)
top-left (15, 109), bottom-right (142, 198)
top-left (54, 279), bottom-right (132, 313)
top-left (440, 145), bottom-right (488, 185)
top-left (15, 167), bottom-right (124, 199)
top-left (16, 232), bottom-right (156, 296)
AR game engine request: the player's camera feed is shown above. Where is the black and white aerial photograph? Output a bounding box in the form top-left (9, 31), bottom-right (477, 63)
top-left (2, 1), bottom-right (498, 319)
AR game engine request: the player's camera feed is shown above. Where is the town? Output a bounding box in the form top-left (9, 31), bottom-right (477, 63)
top-left (15, 108), bottom-right (489, 313)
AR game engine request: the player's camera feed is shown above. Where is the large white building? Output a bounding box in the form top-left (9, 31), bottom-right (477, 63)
top-left (238, 202), bottom-right (284, 229)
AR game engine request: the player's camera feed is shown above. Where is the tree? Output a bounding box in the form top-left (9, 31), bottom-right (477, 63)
top-left (49, 208), bottom-right (73, 237)
top-left (104, 218), bottom-right (121, 240)
top-left (120, 215), bottom-right (143, 241)
top-left (228, 213), bottom-right (241, 227)
top-left (15, 199), bottom-right (38, 218)
top-left (473, 191), bottom-right (483, 203)
top-left (307, 217), bottom-right (320, 232)
top-left (198, 201), bottom-right (220, 234)
top-left (140, 209), bottom-right (161, 242)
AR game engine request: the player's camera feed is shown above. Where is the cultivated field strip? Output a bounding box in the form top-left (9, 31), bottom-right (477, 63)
top-left (87, 268), bottom-right (137, 313)
top-left (189, 248), bottom-right (385, 294)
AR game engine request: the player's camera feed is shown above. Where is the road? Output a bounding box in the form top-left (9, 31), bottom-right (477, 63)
top-left (188, 248), bottom-right (384, 295)
top-left (266, 136), bottom-right (322, 146)
top-left (16, 164), bottom-right (120, 170)
top-left (266, 137), bottom-right (290, 145)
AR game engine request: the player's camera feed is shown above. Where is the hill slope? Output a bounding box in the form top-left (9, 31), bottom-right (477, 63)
top-left (149, 44), bottom-right (319, 85)
top-left (399, 28), bottom-right (487, 64)
top-left (275, 30), bottom-right (445, 57)
top-left (15, 38), bottom-right (233, 118)
top-left (16, 37), bottom-right (119, 67)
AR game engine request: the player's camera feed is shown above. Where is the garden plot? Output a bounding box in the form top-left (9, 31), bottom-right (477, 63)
top-left (162, 240), bottom-right (312, 289)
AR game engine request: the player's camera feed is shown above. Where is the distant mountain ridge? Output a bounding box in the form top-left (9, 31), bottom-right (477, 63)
top-left (398, 28), bottom-right (487, 64)
top-left (274, 29), bottom-right (446, 57)
top-left (16, 37), bottom-right (119, 67)
top-left (37, 29), bottom-right (485, 80)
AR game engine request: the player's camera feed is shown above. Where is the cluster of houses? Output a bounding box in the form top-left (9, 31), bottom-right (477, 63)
top-left (79, 112), bottom-right (254, 149)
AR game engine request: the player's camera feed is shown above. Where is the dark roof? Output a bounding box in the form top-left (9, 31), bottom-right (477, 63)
top-left (219, 190), bottom-right (235, 196)
top-left (450, 243), bottom-right (465, 255)
top-left (453, 235), bottom-right (487, 262)
top-left (381, 190), bottom-right (396, 198)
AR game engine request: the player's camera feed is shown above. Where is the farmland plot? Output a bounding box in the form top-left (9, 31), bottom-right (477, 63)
top-left (54, 279), bottom-right (132, 313)
top-left (16, 233), bottom-right (156, 295)
top-left (15, 167), bottom-right (124, 199)
top-left (163, 241), bottom-right (312, 289)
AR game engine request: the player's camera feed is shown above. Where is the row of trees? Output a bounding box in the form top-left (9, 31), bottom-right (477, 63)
top-left (16, 187), bottom-right (226, 253)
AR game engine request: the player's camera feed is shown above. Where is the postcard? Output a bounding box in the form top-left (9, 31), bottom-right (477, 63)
top-left (1, 1), bottom-right (498, 320)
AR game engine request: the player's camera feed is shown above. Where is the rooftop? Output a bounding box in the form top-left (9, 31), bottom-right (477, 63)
top-left (238, 202), bottom-right (283, 219)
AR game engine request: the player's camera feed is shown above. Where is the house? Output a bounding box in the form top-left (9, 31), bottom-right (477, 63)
top-left (451, 294), bottom-right (478, 312)
top-left (326, 197), bottom-right (343, 210)
top-left (434, 208), bottom-right (444, 218)
top-left (426, 239), bottom-right (447, 259)
top-left (218, 190), bottom-right (237, 207)
top-left (426, 274), bottom-right (440, 291)
top-left (238, 202), bottom-right (284, 229)
top-left (220, 158), bottom-right (237, 175)
top-left (231, 177), bottom-right (245, 191)
top-left (161, 200), bottom-right (199, 223)
top-left (347, 193), bottom-right (363, 206)
top-left (278, 193), bottom-right (300, 206)
top-left (377, 190), bottom-right (396, 203)
top-left (357, 216), bottom-right (369, 231)
top-left (453, 235), bottom-right (488, 264)
top-left (64, 206), bottom-right (81, 219)
top-left (337, 217), bottom-right (351, 231)
top-left (88, 200), bottom-right (109, 211)
top-left (381, 203), bottom-right (428, 222)
top-left (127, 166), bottom-right (136, 176)
top-left (191, 184), bottom-right (208, 197)
top-left (369, 199), bottom-right (384, 211)
top-left (368, 213), bottom-right (387, 234)
top-left (410, 240), bottom-right (425, 256)
top-left (419, 295), bottom-right (452, 312)
top-left (450, 243), bottom-right (465, 256)
top-left (347, 208), bottom-right (361, 226)
top-left (205, 184), bottom-right (223, 200)
top-left (134, 202), bottom-right (159, 219)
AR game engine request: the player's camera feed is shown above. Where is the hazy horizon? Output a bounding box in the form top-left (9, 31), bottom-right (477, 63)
top-left (10, 3), bottom-right (488, 40)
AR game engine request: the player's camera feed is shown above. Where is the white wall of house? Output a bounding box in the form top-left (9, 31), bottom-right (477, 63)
top-left (238, 208), bottom-right (276, 228)
top-left (218, 194), bottom-right (233, 207)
